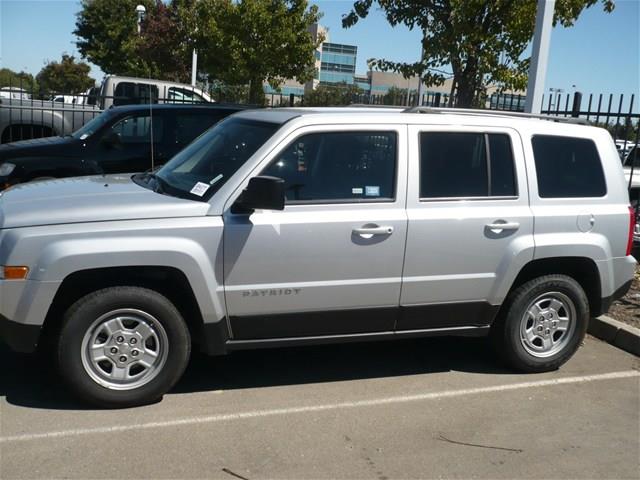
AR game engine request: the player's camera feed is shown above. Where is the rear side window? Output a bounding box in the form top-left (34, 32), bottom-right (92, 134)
top-left (532, 135), bottom-right (606, 198)
top-left (419, 132), bottom-right (516, 198)
top-left (262, 131), bottom-right (397, 203)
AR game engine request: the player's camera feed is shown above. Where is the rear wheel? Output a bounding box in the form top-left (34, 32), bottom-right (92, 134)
top-left (491, 275), bottom-right (589, 372)
top-left (56, 286), bottom-right (191, 407)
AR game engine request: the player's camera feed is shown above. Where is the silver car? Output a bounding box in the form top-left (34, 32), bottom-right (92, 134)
top-left (0, 107), bottom-right (636, 407)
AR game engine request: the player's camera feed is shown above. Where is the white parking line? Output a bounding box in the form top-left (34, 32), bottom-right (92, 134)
top-left (1, 370), bottom-right (638, 444)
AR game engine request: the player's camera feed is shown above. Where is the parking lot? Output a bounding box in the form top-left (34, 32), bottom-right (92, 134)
top-left (1, 334), bottom-right (638, 479)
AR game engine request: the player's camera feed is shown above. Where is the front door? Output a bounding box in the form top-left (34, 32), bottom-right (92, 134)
top-left (223, 125), bottom-right (408, 340)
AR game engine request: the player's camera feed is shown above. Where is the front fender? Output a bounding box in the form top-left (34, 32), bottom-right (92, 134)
top-left (0, 217), bottom-right (225, 328)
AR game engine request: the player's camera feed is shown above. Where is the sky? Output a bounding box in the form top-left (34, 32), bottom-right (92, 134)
top-left (0, 0), bottom-right (638, 97)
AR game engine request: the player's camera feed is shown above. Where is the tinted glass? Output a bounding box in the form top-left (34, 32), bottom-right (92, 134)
top-left (173, 113), bottom-right (225, 145)
top-left (532, 135), bottom-right (606, 198)
top-left (110, 114), bottom-right (163, 144)
top-left (114, 82), bottom-right (159, 106)
top-left (262, 131), bottom-right (397, 203)
top-left (489, 134), bottom-right (517, 196)
top-left (420, 132), bottom-right (488, 198)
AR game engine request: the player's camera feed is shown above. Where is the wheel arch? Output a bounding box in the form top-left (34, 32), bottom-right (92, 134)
top-left (41, 266), bottom-right (227, 355)
top-left (503, 257), bottom-right (602, 317)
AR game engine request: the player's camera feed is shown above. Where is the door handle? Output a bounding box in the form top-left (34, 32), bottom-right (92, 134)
top-left (486, 221), bottom-right (520, 231)
top-left (352, 225), bottom-right (394, 236)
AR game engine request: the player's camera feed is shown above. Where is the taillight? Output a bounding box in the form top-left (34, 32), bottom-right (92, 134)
top-left (627, 206), bottom-right (636, 256)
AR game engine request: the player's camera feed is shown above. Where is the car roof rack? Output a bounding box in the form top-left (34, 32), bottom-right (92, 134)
top-left (403, 106), bottom-right (591, 125)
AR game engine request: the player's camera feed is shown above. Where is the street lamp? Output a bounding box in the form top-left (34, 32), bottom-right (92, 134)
top-left (135, 5), bottom-right (146, 35)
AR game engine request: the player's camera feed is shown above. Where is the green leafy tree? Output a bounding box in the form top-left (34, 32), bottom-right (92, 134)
top-left (191, 0), bottom-right (323, 104)
top-left (304, 83), bottom-right (363, 106)
top-left (36, 54), bottom-right (95, 95)
top-left (75, 0), bottom-right (191, 80)
top-left (382, 86), bottom-right (410, 105)
top-left (343, 0), bottom-right (614, 107)
top-left (74, 0), bottom-right (157, 76)
top-left (0, 68), bottom-right (37, 91)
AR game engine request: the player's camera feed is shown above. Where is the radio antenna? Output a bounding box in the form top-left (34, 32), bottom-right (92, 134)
top-left (148, 76), bottom-right (155, 172)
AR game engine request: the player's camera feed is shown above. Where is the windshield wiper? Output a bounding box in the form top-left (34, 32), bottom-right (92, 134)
top-left (146, 172), bottom-right (167, 194)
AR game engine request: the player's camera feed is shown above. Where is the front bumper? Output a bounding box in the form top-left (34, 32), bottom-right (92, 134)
top-left (0, 314), bottom-right (41, 353)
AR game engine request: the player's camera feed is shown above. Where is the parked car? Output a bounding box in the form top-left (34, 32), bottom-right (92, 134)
top-left (0, 87), bottom-right (31, 100)
top-left (0, 103), bottom-right (248, 189)
top-left (0, 107), bottom-right (636, 407)
top-left (0, 76), bottom-right (212, 143)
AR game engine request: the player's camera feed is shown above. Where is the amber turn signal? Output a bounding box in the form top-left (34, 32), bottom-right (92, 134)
top-left (3, 266), bottom-right (29, 280)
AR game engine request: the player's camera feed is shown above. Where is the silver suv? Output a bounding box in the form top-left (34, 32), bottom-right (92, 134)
top-left (0, 107), bottom-right (636, 407)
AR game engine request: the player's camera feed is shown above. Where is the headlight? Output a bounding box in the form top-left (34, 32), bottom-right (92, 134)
top-left (0, 163), bottom-right (16, 176)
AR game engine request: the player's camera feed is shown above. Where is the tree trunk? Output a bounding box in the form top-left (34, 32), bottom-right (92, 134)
top-left (455, 75), bottom-right (477, 108)
top-left (248, 78), bottom-right (265, 105)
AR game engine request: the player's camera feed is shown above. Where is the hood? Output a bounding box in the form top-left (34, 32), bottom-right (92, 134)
top-left (0, 175), bottom-right (210, 229)
top-left (0, 136), bottom-right (79, 160)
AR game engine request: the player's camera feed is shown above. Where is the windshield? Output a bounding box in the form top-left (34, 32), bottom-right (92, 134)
top-left (71, 110), bottom-right (114, 140)
top-left (155, 117), bottom-right (281, 201)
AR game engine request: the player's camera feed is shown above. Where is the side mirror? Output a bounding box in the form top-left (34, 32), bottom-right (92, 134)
top-left (235, 176), bottom-right (285, 212)
top-left (102, 131), bottom-right (121, 148)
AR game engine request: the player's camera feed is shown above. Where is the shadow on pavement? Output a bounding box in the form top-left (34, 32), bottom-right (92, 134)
top-left (0, 336), bottom-right (512, 410)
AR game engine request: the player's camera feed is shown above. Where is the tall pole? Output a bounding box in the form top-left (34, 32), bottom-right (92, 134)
top-left (191, 49), bottom-right (198, 87)
top-left (524, 0), bottom-right (555, 114)
top-left (416, 46), bottom-right (425, 106)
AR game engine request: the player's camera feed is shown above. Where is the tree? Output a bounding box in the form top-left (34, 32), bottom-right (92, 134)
top-left (0, 68), bottom-right (37, 91)
top-left (74, 0), bottom-right (156, 77)
top-left (304, 83), bottom-right (363, 106)
top-left (74, 0), bottom-right (191, 80)
top-left (383, 86), bottom-right (409, 105)
top-left (343, 0), bottom-right (614, 107)
top-left (36, 54), bottom-right (95, 95)
top-left (191, 0), bottom-right (323, 104)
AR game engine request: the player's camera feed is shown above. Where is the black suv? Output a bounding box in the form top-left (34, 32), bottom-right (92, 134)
top-left (0, 104), bottom-right (248, 189)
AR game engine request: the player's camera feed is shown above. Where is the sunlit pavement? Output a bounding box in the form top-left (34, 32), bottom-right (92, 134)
top-left (1, 335), bottom-right (639, 479)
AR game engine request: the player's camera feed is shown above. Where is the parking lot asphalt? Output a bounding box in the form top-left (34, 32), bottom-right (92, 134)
top-left (1, 335), bottom-right (639, 479)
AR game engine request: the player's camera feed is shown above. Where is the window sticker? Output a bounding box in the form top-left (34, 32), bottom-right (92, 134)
top-left (190, 182), bottom-right (210, 197)
top-left (365, 186), bottom-right (380, 197)
top-left (352, 187), bottom-right (363, 195)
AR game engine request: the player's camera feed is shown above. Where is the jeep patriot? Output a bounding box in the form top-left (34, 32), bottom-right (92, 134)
top-left (0, 107), bottom-right (636, 407)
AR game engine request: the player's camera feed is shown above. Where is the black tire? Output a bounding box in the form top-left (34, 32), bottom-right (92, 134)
top-left (56, 286), bottom-right (191, 408)
top-left (491, 275), bottom-right (589, 373)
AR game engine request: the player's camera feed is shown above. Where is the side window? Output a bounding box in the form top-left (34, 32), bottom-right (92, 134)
top-left (420, 132), bottom-right (516, 199)
top-left (110, 115), bottom-right (164, 144)
top-left (262, 131), bottom-right (397, 203)
top-left (173, 113), bottom-right (224, 145)
top-left (532, 135), bottom-right (606, 198)
top-left (114, 82), bottom-right (159, 106)
top-left (168, 87), bottom-right (206, 103)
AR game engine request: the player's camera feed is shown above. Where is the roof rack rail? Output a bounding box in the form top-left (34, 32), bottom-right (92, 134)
top-left (403, 106), bottom-right (591, 125)
top-left (348, 103), bottom-right (406, 109)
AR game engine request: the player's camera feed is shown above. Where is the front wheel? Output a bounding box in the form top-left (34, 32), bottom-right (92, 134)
top-left (491, 275), bottom-right (589, 372)
top-left (56, 287), bottom-right (191, 408)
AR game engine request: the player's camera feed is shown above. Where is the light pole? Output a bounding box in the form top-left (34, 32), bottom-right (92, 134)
top-left (191, 48), bottom-right (198, 87)
top-left (524, 0), bottom-right (555, 114)
top-left (135, 5), bottom-right (146, 35)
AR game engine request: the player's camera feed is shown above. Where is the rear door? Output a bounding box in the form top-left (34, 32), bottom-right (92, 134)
top-left (223, 124), bottom-right (409, 339)
top-left (399, 125), bottom-right (534, 330)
